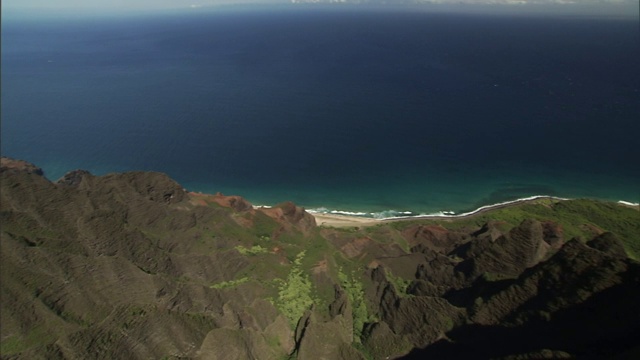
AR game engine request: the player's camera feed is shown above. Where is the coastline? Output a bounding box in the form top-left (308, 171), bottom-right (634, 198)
top-left (310, 195), bottom-right (640, 228)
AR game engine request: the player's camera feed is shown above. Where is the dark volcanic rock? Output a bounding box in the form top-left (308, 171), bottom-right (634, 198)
top-left (56, 169), bottom-right (93, 187)
top-left (464, 219), bottom-right (550, 279)
top-left (454, 221), bottom-right (505, 260)
top-left (383, 295), bottom-right (464, 344)
top-left (373, 273), bottom-right (465, 356)
top-left (329, 285), bottom-right (349, 319)
top-left (472, 221), bottom-right (506, 243)
top-left (403, 224), bottom-right (468, 254)
top-left (414, 252), bottom-right (466, 294)
top-left (363, 321), bottom-right (411, 359)
top-left (586, 232), bottom-right (628, 258)
top-left (402, 238), bottom-right (640, 359)
top-left (470, 239), bottom-right (633, 326)
top-left (295, 308), bottom-right (362, 360)
top-left (407, 279), bottom-right (442, 297)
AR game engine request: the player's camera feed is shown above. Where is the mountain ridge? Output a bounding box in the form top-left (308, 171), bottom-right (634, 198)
top-left (1, 157), bottom-right (638, 359)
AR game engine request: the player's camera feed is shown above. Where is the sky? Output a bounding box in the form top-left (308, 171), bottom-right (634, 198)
top-left (1, 0), bottom-right (247, 10)
top-left (1, 0), bottom-right (637, 19)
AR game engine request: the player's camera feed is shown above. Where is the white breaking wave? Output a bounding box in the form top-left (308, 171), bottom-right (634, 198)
top-left (307, 208), bottom-right (416, 219)
top-left (252, 205), bottom-right (272, 209)
top-left (405, 195), bottom-right (570, 220)
top-left (307, 195), bottom-right (571, 221)
top-left (331, 210), bottom-right (368, 216)
top-left (307, 208), bottom-right (368, 216)
top-left (370, 210), bottom-right (415, 219)
top-left (618, 200), bottom-right (639, 207)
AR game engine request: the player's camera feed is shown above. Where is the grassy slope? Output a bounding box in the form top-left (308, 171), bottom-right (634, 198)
top-left (387, 199), bottom-right (640, 260)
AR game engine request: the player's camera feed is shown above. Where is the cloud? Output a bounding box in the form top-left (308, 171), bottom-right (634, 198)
top-left (3, 0), bottom-right (191, 9)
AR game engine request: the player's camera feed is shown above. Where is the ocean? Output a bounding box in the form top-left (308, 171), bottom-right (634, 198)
top-left (2, 6), bottom-right (639, 217)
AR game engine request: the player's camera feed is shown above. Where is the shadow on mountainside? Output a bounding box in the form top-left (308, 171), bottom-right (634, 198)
top-left (401, 251), bottom-right (640, 359)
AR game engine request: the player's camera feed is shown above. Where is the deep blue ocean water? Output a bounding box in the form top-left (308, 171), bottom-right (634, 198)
top-left (2, 7), bottom-right (639, 216)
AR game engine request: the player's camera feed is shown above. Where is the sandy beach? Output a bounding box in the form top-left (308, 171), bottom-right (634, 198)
top-left (311, 196), bottom-right (639, 228)
top-left (312, 213), bottom-right (380, 228)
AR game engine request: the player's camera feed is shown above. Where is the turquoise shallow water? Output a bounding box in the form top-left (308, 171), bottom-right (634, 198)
top-left (185, 166), bottom-right (639, 217)
top-left (2, 8), bottom-right (639, 216)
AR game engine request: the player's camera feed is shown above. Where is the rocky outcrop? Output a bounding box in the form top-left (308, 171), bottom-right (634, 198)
top-left (462, 219), bottom-right (551, 279)
top-left (196, 299), bottom-right (294, 360)
top-left (469, 238), bottom-right (634, 325)
top-left (413, 252), bottom-right (466, 295)
top-left (56, 169), bottom-right (93, 187)
top-left (210, 192), bottom-right (254, 212)
top-left (401, 237), bottom-right (640, 359)
top-left (101, 171), bottom-right (187, 204)
top-left (586, 232), bottom-right (628, 258)
top-left (0, 157), bottom-right (44, 176)
top-left (404, 224), bottom-right (469, 254)
top-left (295, 310), bottom-right (363, 360)
top-left (261, 201), bottom-right (317, 233)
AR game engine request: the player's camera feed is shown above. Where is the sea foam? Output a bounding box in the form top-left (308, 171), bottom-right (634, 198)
top-left (308, 195), bottom-right (570, 221)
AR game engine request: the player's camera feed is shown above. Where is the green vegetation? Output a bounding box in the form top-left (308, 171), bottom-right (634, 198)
top-left (0, 336), bottom-right (24, 355)
top-left (251, 211), bottom-right (280, 238)
top-left (365, 226), bottom-right (411, 253)
top-left (276, 251), bottom-right (314, 327)
top-left (365, 334), bottom-right (413, 360)
top-left (385, 270), bottom-right (412, 298)
top-left (0, 325), bottom-right (56, 355)
top-left (482, 272), bottom-right (512, 282)
top-left (265, 334), bottom-right (281, 348)
top-left (470, 200), bottom-right (640, 254)
top-left (217, 220), bottom-right (257, 243)
top-left (389, 199), bottom-right (640, 259)
top-left (549, 200), bottom-right (640, 259)
top-left (235, 245), bottom-right (269, 256)
top-left (338, 268), bottom-right (375, 342)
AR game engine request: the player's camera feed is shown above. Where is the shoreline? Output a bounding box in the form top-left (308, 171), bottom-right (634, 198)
top-left (310, 195), bottom-right (639, 228)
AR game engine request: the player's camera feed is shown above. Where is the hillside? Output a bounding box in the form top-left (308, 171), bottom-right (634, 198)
top-left (1, 157), bottom-right (639, 359)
